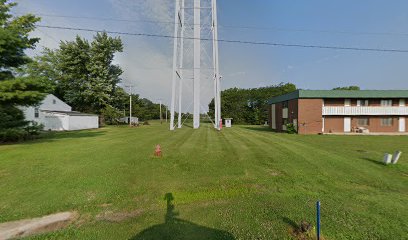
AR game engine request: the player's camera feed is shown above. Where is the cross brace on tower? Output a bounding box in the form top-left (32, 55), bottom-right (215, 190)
top-left (170, 0), bottom-right (221, 130)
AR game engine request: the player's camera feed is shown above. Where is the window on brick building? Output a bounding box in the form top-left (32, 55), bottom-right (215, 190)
top-left (381, 118), bottom-right (393, 126)
top-left (357, 99), bottom-right (369, 106)
top-left (381, 100), bottom-right (392, 106)
top-left (357, 118), bottom-right (369, 126)
top-left (282, 101), bottom-right (288, 108)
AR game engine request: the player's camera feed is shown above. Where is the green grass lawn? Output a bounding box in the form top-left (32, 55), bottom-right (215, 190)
top-left (0, 121), bottom-right (407, 239)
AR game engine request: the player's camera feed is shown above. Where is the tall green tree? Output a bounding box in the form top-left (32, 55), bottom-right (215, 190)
top-left (27, 33), bottom-right (123, 114)
top-left (209, 83), bottom-right (296, 124)
top-left (0, 1), bottom-right (48, 140)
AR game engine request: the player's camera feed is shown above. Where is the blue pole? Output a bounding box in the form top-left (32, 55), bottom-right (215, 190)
top-left (316, 201), bottom-right (321, 240)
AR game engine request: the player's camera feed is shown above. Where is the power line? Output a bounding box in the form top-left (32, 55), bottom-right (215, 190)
top-left (36, 24), bottom-right (408, 53)
top-left (31, 13), bottom-right (174, 25)
top-left (27, 12), bottom-right (408, 37)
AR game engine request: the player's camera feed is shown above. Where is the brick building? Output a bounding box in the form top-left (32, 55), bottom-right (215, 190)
top-left (268, 90), bottom-right (408, 134)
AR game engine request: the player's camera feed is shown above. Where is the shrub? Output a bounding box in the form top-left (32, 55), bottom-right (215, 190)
top-left (24, 121), bottom-right (44, 136)
top-left (0, 122), bottom-right (44, 143)
top-left (286, 123), bottom-right (297, 134)
top-left (101, 105), bottom-right (122, 125)
top-left (0, 128), bottom-right (29, 143)
top-left (143, 121), bottom-right (150, 125)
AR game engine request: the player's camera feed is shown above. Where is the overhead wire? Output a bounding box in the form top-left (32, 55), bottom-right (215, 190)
top-left (36, 25), bottom-right (408, 53)
top-left (26, 12), bottom-right (408, 37)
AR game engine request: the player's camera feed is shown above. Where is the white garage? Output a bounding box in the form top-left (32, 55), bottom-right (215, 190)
top-left (21, 94), bottom-right (99, 131)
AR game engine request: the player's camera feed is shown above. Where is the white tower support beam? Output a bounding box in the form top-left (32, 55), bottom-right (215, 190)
top-left (212, 0), bottom-right (220, 129)
top-left (170, 0), bottom-right (221, 131)
top-left (215, 0), bottom-right (221, 129)
top-left (170, 0), bottom-right (181, 131)
top-left (193, 0), bottom-right (201, 129)
top-left (177, 0), bottom-right (185, 129)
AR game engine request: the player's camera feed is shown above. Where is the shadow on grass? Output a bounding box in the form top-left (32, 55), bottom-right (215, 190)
top-left (130, 193), bottom-right (235, 240)
top-left (282, 217), bottom-right (299, 229)
top-left (0, 129), bottom-right (107, 146)
top-left (360, 157), bottom-right (385, 166)
top-left (241, 126), bottom-right (275, 133)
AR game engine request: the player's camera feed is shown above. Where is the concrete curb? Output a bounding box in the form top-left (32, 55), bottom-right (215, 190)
top-left (0, 211), bottom-right (78, 240)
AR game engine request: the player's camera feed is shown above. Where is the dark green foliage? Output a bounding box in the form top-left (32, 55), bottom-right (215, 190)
top-left (286, 123), bottom-right (297, 134)
top-left (209, 83), bottom-right (296, 124)
top-left (25, 33), bottom-right (123, 114)
top-left (0, 128), bottom-right (28, 142)
top-left (101, 105), bottom-right (122, 125)
top-left (0, 77), bottom-right (48, 105)
top-left (0, 104), bottom-right (27, 130)
top-left (23, 121), bottom-right (44, 136)
top-left (332, 86), bottom-right (360, 90)
top-left (0, 1), bottom-right (40, 78)
top-left (0, 1), bottom-right (47, 142)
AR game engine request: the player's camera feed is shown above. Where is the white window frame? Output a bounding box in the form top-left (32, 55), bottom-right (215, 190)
top-left (34, 107), bottom-right (39, 118)
top-left (381, 118), bottom-right (393, 126)
top-left (357, 99), bottom-right (369, 107)
top-left (381, 100), bottom-right (392, 106)
top-left (357, 117), bottom-right (369, 126)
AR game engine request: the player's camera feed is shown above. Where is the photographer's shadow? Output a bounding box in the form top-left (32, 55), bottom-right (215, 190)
top-left (130, 193), bottom-right (235, 240)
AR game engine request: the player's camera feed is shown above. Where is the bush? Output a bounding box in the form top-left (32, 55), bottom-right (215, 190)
top-left (0, 122), bottom-right (44, 143)
top-left (24, 121), bottom-right (44, 136)
top-left (143, 121), bottom-right (150, 125)
top-left (0, 128), bottom-right (29, 143)
top-left (286, 123), bottom-right (297, 134)
top-left (101, 105), bottom-right (122, 125)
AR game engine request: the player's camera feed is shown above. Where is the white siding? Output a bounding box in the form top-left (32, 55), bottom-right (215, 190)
top-left (323, 106), bottom-right (408, 116)
top-left (42, 113), bottom-right (69, 131)
top-left (68, 116), bottom-right (99, 130)
top-left (21, 94), bottom-right (71, 121)
top-left (20, 94), bottom-right (98, 131)
top-left (40, 95), bottom-right (71, 111)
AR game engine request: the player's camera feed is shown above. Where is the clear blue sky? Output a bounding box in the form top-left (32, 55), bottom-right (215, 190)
top-left (15, 0), bottom-right (408, 106)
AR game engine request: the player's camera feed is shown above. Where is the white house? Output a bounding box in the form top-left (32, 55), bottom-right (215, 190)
top-left (21, 94), bottom-right (99, 131)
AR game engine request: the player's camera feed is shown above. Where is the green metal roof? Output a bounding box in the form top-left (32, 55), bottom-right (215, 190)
top-left (268, 90), bottom-right (408, 104)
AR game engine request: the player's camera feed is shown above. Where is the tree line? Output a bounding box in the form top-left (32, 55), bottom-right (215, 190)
top-left (0, 1), bottom-right (167, 141)
top-left (209, 83), bottom-right (297, 125)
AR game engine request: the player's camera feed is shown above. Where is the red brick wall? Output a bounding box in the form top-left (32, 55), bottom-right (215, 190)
top-left (324, 117), bottom-right (344, 133)
top-left (268, 99), bottom-right (299, 132)
top-left (288, 99), bottom-right (299, 123)
top-left (351, 116), bottom-right (399, 132)
top-left (275, 102), bottom-right (283, 132)
top-left (298, 99), bottom-right (323, 134)
top-left (406, 117), bottom-right (408, 132)
top-left (324, 99), bottom-right (344, 106)
top-left (323, 116), bottom-right (401, 133)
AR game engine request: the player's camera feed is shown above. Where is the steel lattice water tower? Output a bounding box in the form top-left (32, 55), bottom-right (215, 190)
top-left (169, 0), bottom-right (221, 130)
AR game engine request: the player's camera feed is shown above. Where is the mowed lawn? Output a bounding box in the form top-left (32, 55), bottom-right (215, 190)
top-left (0, 122), bottom-right (407, 240)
